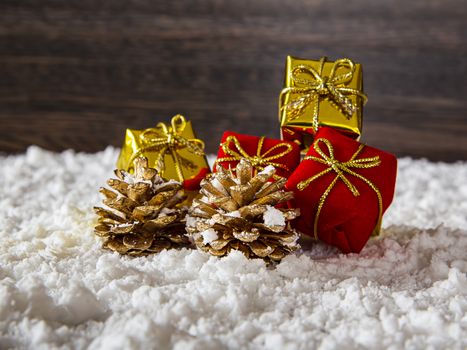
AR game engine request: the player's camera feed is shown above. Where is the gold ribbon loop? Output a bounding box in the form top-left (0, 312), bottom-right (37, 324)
top-left (297, 138), bottom-right (383, 239)
top-left (129, 115), bottom-right (205, 182)
top-left (215, 135), bottom-right (293, 179)
top-left (280, 57), bottom-right (368, 132)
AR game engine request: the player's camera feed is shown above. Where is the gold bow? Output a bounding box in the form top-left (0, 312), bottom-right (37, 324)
top-left (215, 135), bottom-right (293, 180)
top-left (297, 138), bottom-right (382, 239)
top-left (280, 57), bottom-right (368, 132)
top-left (128, 115), bottom-right (205, 182)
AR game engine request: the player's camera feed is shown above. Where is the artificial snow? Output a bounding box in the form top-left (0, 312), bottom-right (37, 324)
top-left (0, 146), bottom-right (466, 349)
top-left (225, 211), bottom-right (241, 218)
top-left (200, 229), bottom-right (218, 245)
top-left (263, 205), bottom-right (286, 227)
top-left (259, 165), bottom-right (275, 176)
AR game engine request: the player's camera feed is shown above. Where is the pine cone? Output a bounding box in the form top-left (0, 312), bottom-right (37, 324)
top-left (186, 158), bottom-right (300, 262)
top-left (94, 157), bottom-right (191, 256)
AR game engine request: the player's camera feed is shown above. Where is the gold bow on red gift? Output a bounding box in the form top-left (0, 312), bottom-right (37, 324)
top-left (280, 57), bottom-right (368, 132)
top-left (128, 115), bottom-right (205, 182)
top-left (297, 138), bottom-right (382, 239)
top-left (216, 136), bottom-right (293, 180)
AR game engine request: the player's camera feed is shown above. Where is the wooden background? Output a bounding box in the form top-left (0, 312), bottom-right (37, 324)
top-left (0, 0), bottom-right (466, 161)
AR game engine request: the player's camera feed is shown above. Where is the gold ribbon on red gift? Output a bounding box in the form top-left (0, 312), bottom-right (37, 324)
top-left (215, 135), bottom-right (293, 180)
top-left (128, 115), bottom-right (205, 182)
top-left (280, 57), bottom-right (368, 132)
top-left (297, 137), bottom-right (383, 239)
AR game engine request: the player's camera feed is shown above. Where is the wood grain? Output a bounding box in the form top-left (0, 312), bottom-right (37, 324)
top-left (0, 0), bottom-right (466, 160)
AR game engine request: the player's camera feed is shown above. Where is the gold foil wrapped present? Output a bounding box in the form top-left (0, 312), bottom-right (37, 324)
top-left (117, 115), bottom-right (210, 191)
top-left (279, 56), bottom-right (367, 152)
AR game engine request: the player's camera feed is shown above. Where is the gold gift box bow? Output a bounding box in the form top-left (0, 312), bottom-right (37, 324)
top-left (279, 56), bottom-right (368, 136)
top-left (117, 114), bottom-right (207, 183)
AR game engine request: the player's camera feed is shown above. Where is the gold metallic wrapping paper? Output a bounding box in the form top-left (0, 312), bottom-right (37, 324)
top-left (116, 115), bottom-right (209, 190)
top-left (279, 56), bottom-right (367, 152)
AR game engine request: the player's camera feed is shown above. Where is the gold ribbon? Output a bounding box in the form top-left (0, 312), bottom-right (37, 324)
top-left (297, 138), bottom-right (382, 239)
top-left (128, 114), bottom-right (205, 182)
top-left (215, 135), bottom-right (293, 179)
top-left (280, 57), bottom-right (368, 132)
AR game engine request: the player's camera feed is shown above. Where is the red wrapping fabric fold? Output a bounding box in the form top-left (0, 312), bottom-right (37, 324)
top-left (215, 131), bottom-right (301, 180)
top-left (183, 167), bottom-right (211, 191)
top-left (281, 126), bottom-right (315, 153)
top-left (285, 127), bottom-right (397, 253)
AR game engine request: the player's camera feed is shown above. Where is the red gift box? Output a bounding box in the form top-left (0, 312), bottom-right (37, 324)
top-left (215, 131), bottom-right (301, 180)
top-left (285, 127), bottom-right (397, 253)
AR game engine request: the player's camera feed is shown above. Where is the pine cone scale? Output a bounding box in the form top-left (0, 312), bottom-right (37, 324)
top-left (123, 231), bottom-right (153, 250)
top-left (212, 197), bottom-right (238, 212)
top-left (142, 215), bottom-right (178, 230)
top-left (106, 178), bottom-right (129, 196)
top-left (103, 237), bottom-right (130, 254)
top-left (103, 197), bottom-right (137, 215)
top-left (94, 207), bottom-right (126, 221)
top-left (127, 182), bottom-right (152, 202)
top-left (146, 240), bottom-right (172, 253)
top-left (110, 223), bottom-right (136, 234)
top-left (256, 178), bottom-right (286, 198)
top-left (232, 230), bottom-right (260, 242)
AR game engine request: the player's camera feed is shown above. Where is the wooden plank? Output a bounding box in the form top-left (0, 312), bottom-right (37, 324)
top-left (0, 0), bottom-right (466, 160)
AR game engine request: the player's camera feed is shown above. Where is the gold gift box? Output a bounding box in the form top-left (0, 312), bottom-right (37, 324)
top-left (117, 115), bottom-right (210, 190)
top-left (279, 56), bottom-right (366, 152)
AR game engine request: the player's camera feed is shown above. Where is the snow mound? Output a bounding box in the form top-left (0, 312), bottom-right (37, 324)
top-left (0, 147), bottom-right (466, 349)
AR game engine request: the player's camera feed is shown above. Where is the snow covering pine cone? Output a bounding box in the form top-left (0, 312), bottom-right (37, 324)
top-left (186, 158), bottom-right (301, 262)
top-left (94, 157), bottom-right (191, 256)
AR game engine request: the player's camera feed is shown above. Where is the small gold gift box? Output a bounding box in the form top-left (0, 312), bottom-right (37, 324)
top-left (279, 56), bottom-right (367, 152)
top-left (117, 115), bottom-right (210, 190)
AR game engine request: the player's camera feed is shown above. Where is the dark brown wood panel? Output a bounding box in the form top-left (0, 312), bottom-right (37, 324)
top-left (0, 0), bottom-right (466, 160)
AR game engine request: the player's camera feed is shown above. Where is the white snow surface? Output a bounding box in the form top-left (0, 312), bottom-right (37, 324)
top-left (200, 229), bottom-right (218, 245)
top-left (263, 206), bottom-right (286, 228)
top-left (0, 146), bottom-right (466, 350)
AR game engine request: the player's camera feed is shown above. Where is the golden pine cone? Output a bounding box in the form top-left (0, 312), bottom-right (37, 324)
top-left (94, 157), bottom-right (191, 256)
top-left (186, 158), bottom-right (300, 262)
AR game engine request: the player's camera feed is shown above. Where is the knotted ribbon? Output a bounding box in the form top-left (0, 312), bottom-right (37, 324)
top-left (128, 115), bottom-right (205, 182)
top-left (280, 57), bottom-right (368, 132)
top-left (297, 138), bottom-right (382, 239)
top-left (216, 135), bottom-right (293, 179)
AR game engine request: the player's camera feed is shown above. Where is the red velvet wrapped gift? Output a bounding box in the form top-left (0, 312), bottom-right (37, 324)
top-left (285, 127), bottom-right (397, 253)
top-left (215, 131), bottom-right (301, 180)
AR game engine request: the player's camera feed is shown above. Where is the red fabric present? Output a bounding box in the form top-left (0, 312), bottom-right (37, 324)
top-left (183, 167), bottom-right (211, 191)
top-left (281, 126), bottom-right (315, 154)
top-left (285, 127), bottom-right (397, 253)
top-left (215, 131), bottom-right (301, 180)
